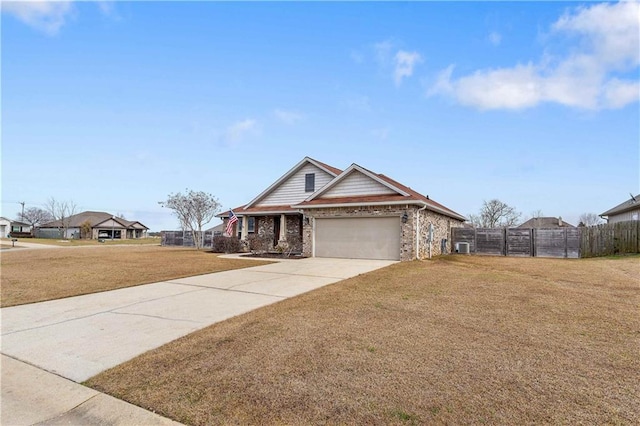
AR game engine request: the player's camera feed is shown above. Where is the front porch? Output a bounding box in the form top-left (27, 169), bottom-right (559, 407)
top-left (237, 213), bottom-right (304, 253)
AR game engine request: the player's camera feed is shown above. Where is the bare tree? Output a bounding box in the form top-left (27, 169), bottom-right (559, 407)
top-left (530, 209), bottom-right (544, 219)
top-left (159, 189), bottom-right (221, 250)
top-left (44, 198), bottom-right (78, 239)
top-left (468, 199), bottom-right (521, 228)
top-left (18, 207), bottom-right (54, 235)
top-left (578, 212), bottom-right (604, 227)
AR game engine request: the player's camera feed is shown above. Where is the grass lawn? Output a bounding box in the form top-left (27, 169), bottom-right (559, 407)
top-left (0, 237), bottom-right (161, 247)
top-left (86, 255), bottom-right (639, 425)
top-left (0, 246), bottom-right (269, 307)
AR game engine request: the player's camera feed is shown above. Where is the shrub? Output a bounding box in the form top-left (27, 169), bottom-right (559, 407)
top-left (247, 234), bottom-right (270, 254)
top-left (211, 236), bottom-right (242, 253)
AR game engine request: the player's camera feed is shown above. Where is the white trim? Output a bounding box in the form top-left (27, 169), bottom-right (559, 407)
top-left (244, 157), bottom-right (340, 209)
top-left (236, 210), bottom-right (298, 216)
top-left (303, 163), bottom-right (409, 202)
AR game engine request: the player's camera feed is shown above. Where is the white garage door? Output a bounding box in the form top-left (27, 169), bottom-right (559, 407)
top-left (314, 217), bottom-right (401, 260)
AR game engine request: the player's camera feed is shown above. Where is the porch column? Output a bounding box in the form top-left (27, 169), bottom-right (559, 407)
top-left (241, 216), bottom-right (249, 241)
top-left (280, 214), bottom-right (287, 241)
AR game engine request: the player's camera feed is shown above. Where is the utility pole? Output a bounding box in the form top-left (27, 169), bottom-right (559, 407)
top-left (20, 201), bottom-right (25, 219)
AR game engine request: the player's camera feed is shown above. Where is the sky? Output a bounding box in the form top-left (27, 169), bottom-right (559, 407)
top-left (2, 0), bottom-right (639, 231)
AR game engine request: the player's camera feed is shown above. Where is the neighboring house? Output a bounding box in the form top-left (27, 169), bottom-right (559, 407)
top-left (11, 220), bottom-right (32, 233)
top-left (600, 194), bottom-right (640, 223)
top-left (218, 157), bottom-right (466, 261)
top-left (0, 217), bottom-right (32, 236)
top-left (205, 222), bottom-right (225, 237)
top-left (38, 211), bottom-right (149, 239)
top-left (0, 217), bottom-right (10, 237)
top-left (518, 217), bottom-right (575, 228)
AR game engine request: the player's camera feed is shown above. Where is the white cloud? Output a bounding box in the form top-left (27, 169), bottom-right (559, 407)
top-left (374, 40), bottom-right (393, 64)
top-left (96, 1), bottom-right (119, 19)
top-left (273, 109), bottom-right (303, 125)
top-left (342, 95), bottom-right (372, 113)
top-left (224, 119), bottom-right (257, 145)
top-left (2, 0), bottom-right (74, 35)
top-left (350, 50), bottom-right (364, 64)
top-left (372, 40), bottom-right (423, 86)
top-left (429, 1), bottom-right (640, 110)
top-left (488, 31), bottom-right (502, 46)
top-left (371, 127), bottom-right (390, 141)
top-left (394, 50), bottom-right (423, 86)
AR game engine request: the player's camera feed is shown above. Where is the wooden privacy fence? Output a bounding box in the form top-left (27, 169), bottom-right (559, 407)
top-left (453, 221), bottom-right (640, 258)
top-left (161, 230), bottom-right (214, 248)
top-left (580, 221), bottom-right (640, 257)
top-left (452, 227), bottom-right (580, 258)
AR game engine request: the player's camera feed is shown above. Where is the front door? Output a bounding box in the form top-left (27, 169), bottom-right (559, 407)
top-left (273, 216), bottom-right (281, 248)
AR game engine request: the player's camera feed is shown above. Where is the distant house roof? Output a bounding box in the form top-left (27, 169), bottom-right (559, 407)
top-left (517, 217), bottom-right (575, 228)
top-left (11, 220), bottom-right (30, 227)
top-left (600, 194), bottom-right (640, 218)
top-left (40, 211), bottom-right (148, 230)
top-left (206, 223), bottom-right (225, 233)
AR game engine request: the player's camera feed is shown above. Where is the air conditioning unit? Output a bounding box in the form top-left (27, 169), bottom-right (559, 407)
top-left (456, 242), bottom-right (470, 254)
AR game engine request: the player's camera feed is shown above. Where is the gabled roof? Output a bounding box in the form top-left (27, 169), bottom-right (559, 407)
top-left (218, 204), bottom-right (299, 217)
top-left (294, 163), bottom-right (466, 221)
top-left (517, 217), bottom-right (575, 228)
top-left (600, 194), bottom-right (640, 217)
top-left (242, 156), bottom-right (341, 210)
top-left (304, 163), bottom-right (410, 200)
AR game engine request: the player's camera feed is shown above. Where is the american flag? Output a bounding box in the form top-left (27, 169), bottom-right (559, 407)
top-left (226, 210), bottom-right (238, 236)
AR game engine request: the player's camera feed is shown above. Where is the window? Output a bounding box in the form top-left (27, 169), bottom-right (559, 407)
top-left (305, 173), bottom-right (315, 192)
top-left (239, 217), bottom-right (256, 233)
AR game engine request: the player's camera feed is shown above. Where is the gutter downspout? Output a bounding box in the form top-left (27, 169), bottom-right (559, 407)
top-left (416, 204), bottom-right (428, 260)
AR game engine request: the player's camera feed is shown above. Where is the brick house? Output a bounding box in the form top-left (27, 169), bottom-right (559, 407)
top-left (219, 157), bottom-right (465, 261)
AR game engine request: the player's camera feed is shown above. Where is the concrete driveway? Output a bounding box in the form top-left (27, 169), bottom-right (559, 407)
top-left (1, 257), bottom-right (395, 383)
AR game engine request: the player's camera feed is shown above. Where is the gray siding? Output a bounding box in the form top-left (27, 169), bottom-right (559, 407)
top-left (608, 209), bottom-right (640, 223)
top-left (258, 163), bottom-right (334, 206)
top-left (323, 170), bottom-right (396, 198)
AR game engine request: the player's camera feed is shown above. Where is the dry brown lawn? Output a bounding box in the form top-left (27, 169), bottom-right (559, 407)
top-left (86, 255), bottom-right (640, 425)
top-left (0, 246), bottom-right (268, 307)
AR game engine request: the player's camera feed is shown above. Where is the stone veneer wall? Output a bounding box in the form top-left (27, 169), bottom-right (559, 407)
top-left (302, 205), bottom-right (464, 261)
top-left (416, 209), bottom-right (464, 258)
top-left (256, 216), bottom-right (275, 242)
top-left (253, 215), bottom-right (302, 251)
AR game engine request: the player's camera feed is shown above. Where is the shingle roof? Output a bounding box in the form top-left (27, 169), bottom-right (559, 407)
top-left (218, 158), bottom-right (466, 222)
top-left (600, 194), bottom-right (640, 217)
top-left (294, 165), bottom-right (466, 221)
top-left (40, 211), bottom-right (148, 229)
top-left (218, 204), bottom-right (299, 217)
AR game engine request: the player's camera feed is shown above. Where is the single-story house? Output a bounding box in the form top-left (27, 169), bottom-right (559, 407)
top-left (0, 217), bottom-right (10, 237)
top-left (38, 211), bottom-right (149, 239)
top-left (205, 222), bottom-right (225, 237)
top-left (218, 157), bottom-right (466, 261)
top-left (600, 194), bottom-right (640, 223)
top-left (0, 217), bottom-right (32, 237)
top-left (518, 217), bottom-right (575, 228)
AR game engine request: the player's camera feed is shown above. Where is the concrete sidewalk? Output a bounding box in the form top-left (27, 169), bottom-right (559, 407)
top-left (1, 257), bottom-right (395, 425)
top-left (1, 355), bottom-right (182, 425)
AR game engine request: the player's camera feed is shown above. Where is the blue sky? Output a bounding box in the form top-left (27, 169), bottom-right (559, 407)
top-left (2, 1), bottom-right (639, 231)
